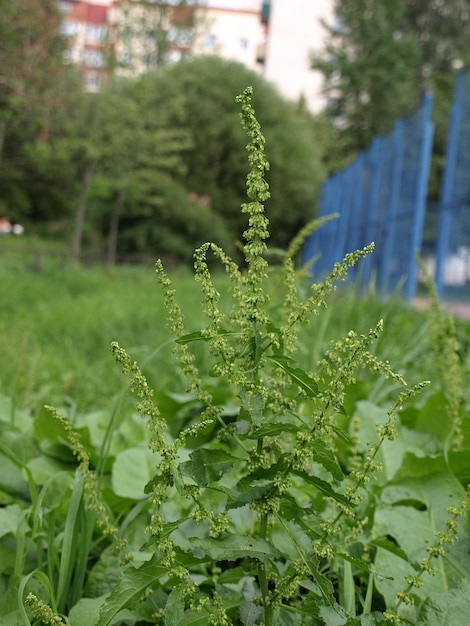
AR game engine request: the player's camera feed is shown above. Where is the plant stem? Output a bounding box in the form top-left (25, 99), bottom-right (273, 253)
top-left (258, 512), bottom-right (273, 626)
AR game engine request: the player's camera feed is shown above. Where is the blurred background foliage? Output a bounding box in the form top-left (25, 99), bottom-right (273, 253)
top-left (2, 0), bottom-right (470, 264)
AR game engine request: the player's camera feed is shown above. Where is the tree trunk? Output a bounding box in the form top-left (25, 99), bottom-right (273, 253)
top-left (106, 186), bottom-right (126, 266)
top-left (71, 165), bottom-right (93, 266)
top-left (0, 118), bottom-right (8, 179)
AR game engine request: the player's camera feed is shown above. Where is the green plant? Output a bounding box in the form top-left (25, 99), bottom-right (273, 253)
top-left (17, 88), bottom-right (470, 626)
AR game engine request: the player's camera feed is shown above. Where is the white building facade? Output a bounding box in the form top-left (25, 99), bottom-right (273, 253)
top-left (59, 0), bottom-right (334, 112)
top-left (263, 0), bottom-right (334, 112)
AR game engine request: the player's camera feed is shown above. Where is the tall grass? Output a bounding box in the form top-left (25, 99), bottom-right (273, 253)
top-left (1, 255), bottom-right (435, 417)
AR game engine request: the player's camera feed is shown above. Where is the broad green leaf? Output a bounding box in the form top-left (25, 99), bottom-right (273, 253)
top-left (165, 586), bottom-right (186, 626)
top-left (319, 603), bottom-right (348, 625)
top-left (112, 447), bottom-right (157, 499)
top-left (278, 496), bottom-right (323, 540)
top-left (177, 596), bottom-right (245, 626)
top-left (414, 391), bottom-right (451, 442)
top-left (68, 595), bottom-right (107, 626)
top-left (418, 579), bottom-right (470, 625)
top-left (181, 448), bottom-right (239, 486)
top-left (370, 537), bottom-right (409, 564)
top-left (374, 473), bottom-right (466, 604)
top-left (189, 535), bottom-right (282, 562)
top-left (239, 602), bottom-right (263, 625)
top-left (353, 401), bottom-right (440, 483)
top-left (311, 440), bottom-right (344, 481)
top-left (239, 391), bottom-right (264, 425)
top-left (330, 424), bottom-right (354, 445)
top-left (96, 556), bottom-right (169, 626)
top-left (217, 483), bottom-right (275, 509)
top-left (0, 505), bottom-right (24, 539)
top-left (305, 556), bottom-right (335, 603)
top-left (267, 356), bottom-right (319, 397)
top-left (292, 470), bottom-right (350, 506)
top-left (0, 395), bottom-right (32, 432)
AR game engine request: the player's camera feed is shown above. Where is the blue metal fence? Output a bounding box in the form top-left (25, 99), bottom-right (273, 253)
top-left (435, 69), bottom-right (470, 298)
top-left (302, 94), bottom-right (435, 302)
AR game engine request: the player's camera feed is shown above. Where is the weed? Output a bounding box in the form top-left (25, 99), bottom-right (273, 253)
top-left (14, 88), bottom-right (470, 625)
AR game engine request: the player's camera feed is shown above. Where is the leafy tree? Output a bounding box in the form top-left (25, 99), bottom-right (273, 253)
top-left (110, 0), bottom-right (201, 73)
top-left (0, 0), bottom-right (80, 219)
top-left (132, 55), bottom-right (326, 256)
top-left (314, 0), bottom-right (470, 180)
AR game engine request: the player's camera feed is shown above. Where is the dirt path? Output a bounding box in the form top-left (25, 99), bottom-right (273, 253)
top-left (413, 298), bottom-right (470, 320)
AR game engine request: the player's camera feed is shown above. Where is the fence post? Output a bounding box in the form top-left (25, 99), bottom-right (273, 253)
top-left (335, 164), bottom-right (353, 264)
top-left (379, 120), bottom-right (404, 298)
top-left (360, 137), bottom-right (382, 294)
top-left (435, 72), bottom-right (463, 297)
top-left (406, 91), bottom-right (434, 303)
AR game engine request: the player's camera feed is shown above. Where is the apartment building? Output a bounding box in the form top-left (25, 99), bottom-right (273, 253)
top-left (59, 0), bottom-right (110, 92)
top-left (192, 1), bottom-right (264, 72)
top-left (59, 0), bottom-right (334, 111)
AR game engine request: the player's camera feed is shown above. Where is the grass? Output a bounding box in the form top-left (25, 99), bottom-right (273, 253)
top-left (0, 253), bottom-right (436, 417)
top-left (1, 259), bottom-right (192, 413)
top-left (2, 268), bottom-right (442, 410)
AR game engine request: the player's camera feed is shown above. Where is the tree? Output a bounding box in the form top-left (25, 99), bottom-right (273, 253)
top-left (109, 0), bottom-right (201, 74)
top-left (313, 0), bottom-right (470, 176)
top-left (0, 0), bottom-right (80, 218)
top-left (132, 55), bottom-right (326, 255)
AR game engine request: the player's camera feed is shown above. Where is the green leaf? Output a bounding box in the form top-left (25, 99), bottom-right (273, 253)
top-left (418, 579), bottom-right (470, 625)
top-left (330, 424), bottom-right (353, 445)
top-left (311, 440), bottom-right (344, 481)
top-left (175, 331), bottom-right (209, 344)
top-left (0, 505), bottom-right (24, 539)
top-left (177, 596), bottom-right (245, 626)
top-left (239, 391), bottom-right (265, 425)
top-left (68, 595), bottom-right (107, 626)
top-left (181, 449), bottom-right (239, 486)
top-left (370, 537), bottom-right (409, 564)
top-left (96, 555), bottom-right (169, 626)
top-left (335, 551), bottom-right (394, 581)
top-left (305, 556), bottom-right (336, 604)
top-left (165, 586), bottom-right (186, 626)
top-left (247, 422), bottom-right (299, 439)
top-left (217, 483), bottom-right (275, 509)
top-left (239, 602), bottom-right (263, 625)
top-left (189, 535), bottom-right (282, 562)
top-left (292, 470), bottom-right (350, 506)
top-left (267, 356), bottom-right (319, 397)
top-left (176, 330), bottom-right (237, 345)
top-left (111, 447), bottom-right (156, 499)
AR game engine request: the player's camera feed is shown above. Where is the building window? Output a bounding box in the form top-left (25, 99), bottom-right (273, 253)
top-left (169, 25), bottom-right (192, 48)
top-left (86, 24), bottom-right (107, 44)
top-left (84, 71), bottom-right (101, 93)
top-left (144, 52), bottom-right (158, 69)
top-left (167, 49), bottom-right (182, 65)
top-left (240, 37), bottom-right (248, 50)
top-left (119, 50), bottom-right (132, 66)
top-left (61, 20), bottom-right (79, 37)
top-left (82, 48), bottom-right (105, 68)
top-left (205, 33), bottom-right (216, 50)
